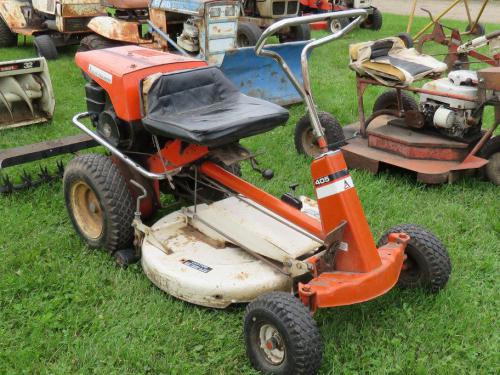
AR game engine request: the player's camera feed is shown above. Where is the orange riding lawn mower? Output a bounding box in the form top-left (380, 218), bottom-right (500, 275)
top-left (46, 11), bottom-right (451, 374)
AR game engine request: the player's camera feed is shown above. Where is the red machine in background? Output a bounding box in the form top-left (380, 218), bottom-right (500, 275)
top-left (300, 0), bottom-right (382, 31)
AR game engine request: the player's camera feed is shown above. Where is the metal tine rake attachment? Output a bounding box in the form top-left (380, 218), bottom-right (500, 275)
top-left (0, 161), bottom-right (65, 194)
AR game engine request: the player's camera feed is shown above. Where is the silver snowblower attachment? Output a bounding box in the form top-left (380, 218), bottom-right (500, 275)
top-left (0, 57), bottom-right (55, 129)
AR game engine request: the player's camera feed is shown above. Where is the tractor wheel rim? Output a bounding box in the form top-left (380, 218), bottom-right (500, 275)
top-left (330, 20), bottom-right (342, 32)
top-left (70, 181), bottom-right (103, 240)
top-left (302, 128), bottom-right (320, 157)
top-left (258, 323), bottom-right (285, 365)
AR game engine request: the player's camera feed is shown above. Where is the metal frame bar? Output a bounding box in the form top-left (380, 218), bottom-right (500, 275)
top-left (72, 112), bottom-right (170, 180)
top-left (254, 10), bottom-right (368, 153)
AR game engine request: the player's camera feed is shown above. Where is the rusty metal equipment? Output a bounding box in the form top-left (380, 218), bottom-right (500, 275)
top-left (0, 0), bottom-right (105, 59)
top-left (57, 12), bottom-right (450, 374)
top-left (341, 68), bottom-right (500, 184)
top-left (407, 0), bottom-right (490, 41)
top-left (0, 57), bottom-right (55, 129)
top-left (79, 0), bottom-right (311, 105)
top-left (416, 22), bottom-right (500, 72)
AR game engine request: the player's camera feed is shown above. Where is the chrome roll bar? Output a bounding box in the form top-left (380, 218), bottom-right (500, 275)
top-left (254, 10), bottom-right (368, 141)
top-left (72, 112), bottom-right (170, 180)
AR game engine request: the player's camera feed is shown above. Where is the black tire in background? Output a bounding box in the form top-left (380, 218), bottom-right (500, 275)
top-left (361, 7), bottom-right (383, 31)
top-left (63, 153), bottom-right (135, 253)
top-left (279, 24), bottom-right (311, 43)
top-left (0, 17), bottom-right (17, 47)
top-left (465, 22), bottom-right (485, 36)
top-left (78, 33), bottom-right (123, 52)
top-left (396, 32), bottom-right (414, 48)
top-left (237, 22), bottom-right (263, 47)
top-left (294, 111), bottom-right (346, 157)
top-left (34, 35), bottom-right (58, 60)
top-left (479, 135), bottom-right (500, 185)
top-left (244, 292), bottom-right (322, 375)
top-left (373, 90), bottom-right (419, 113)
top-left (378, 224), bottom-right (452, 293)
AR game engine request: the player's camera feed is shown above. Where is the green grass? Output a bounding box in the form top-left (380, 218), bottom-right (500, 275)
top-left (1, 13), bottom-right (499, 374)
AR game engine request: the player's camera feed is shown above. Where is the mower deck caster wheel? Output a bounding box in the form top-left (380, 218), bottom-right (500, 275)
top-left (114, 249), bottom-right (140, 268)
top-left (294, 111), bottom-right (345, 157)
top-left (244, 291), bottom-right (322, 375)
top-left (378, 224), bottom-right (451, 293)
top-left (63, 153), bottom-right (135, 253)
top-left (479, 135), bottom-right (500, 185)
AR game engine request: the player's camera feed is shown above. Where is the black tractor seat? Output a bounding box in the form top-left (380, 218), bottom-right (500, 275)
top-left (142, 67), bottom-right (289, 147)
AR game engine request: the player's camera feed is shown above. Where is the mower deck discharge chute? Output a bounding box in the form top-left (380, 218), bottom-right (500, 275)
top-left (66, 12), bottom-right (451, 374)
top-left (0, 57), bottom-right (55, 129)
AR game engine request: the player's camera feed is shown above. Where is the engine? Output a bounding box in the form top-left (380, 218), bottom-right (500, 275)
top-left (418, 70), bottom-right (484, 140)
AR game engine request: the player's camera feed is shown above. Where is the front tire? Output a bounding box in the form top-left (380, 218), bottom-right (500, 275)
top-left (34, 35), bottom-right (58, 60)
top-left (361, 7), bottom-right (383, 31)
top-left (244, 292), bottom-right (322, 375)
top-left (378, 224), bottom-right (451, 293)
top-left (466, 22), bottom-right (485, 36)
top-left (64, 154), bottom-right (134, 252)
top-left (294, 112), bottom-right (345, 157)
top-left (329, 17), bottom-right (348, 33)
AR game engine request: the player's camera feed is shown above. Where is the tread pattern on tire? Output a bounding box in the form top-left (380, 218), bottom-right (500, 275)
top-left (479, 135), bottom-right (500, 185)
top-left (244, 292), bottom-right (322, 375)
top-left (378, 224), bottom-right (451, 293)
top-left (237, 22), bottom-right (262, 47)
top-left (64, 153), bottom-right (134, 252)
top-left (78, 34), bottom-right (122, 52)
top-left (362, 7), bottom-right (383, 30)
top-left (294, 111), bottom-right (345, 156)
top-left (0, 17), bottom-right (17, 47)
top-left (373, 90), bottom-right (418, 113)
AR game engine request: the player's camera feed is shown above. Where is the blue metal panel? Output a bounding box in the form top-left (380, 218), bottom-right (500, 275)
top-left (220, 41), bottom-right (308, 106)
top-left (150, 0), bottom-right (206, 16)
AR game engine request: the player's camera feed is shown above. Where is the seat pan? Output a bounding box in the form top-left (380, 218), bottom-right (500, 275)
top-left (142, 67), bottom-right (289, 147)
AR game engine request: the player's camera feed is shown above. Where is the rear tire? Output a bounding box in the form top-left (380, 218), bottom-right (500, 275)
top-left (378, 224), bottom-right (451, 293)
top-left (361, 7), bottom-right (383, 31)
top-left (244, 292), bottom-right (322, 375)
top-left (237, 22), bottom-right (262, 47)
top-left (0, 17), bottom-right (17, 47)
top-left (373, 90), bottom-right (418, 113)
top-left (64, 154), bottom-right (134, 253)
top-left (78, 33), bottom-right (123, 52)
top-left (279, 24), bottom-right (311, 43)
top-left (34, 35), bottom-right (58, 60)
top-left (479, 135), bottom-right (500, 185)
top-left (294, 112), bottom-right (345, 157)
top-left (78, 34), bottom-right (123, 81)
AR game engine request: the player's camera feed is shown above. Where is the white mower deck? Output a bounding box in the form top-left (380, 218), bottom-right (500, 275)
top-left (141, 196), bottom-right (322, 308)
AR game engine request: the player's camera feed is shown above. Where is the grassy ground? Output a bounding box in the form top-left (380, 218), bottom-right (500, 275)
top-left (1, 13), bottom-right (499, 375)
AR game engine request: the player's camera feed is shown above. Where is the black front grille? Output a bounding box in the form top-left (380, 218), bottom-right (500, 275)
top-left (273, 1), bottom-right (285, 15)
top-left (63, 17), bottom-right (91, 32)
top-left (287, 1), bottom-right (298, 14)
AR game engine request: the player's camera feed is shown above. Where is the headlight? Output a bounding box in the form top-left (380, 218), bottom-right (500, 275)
top-left (209, 7), bottom-right (222, 17)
